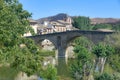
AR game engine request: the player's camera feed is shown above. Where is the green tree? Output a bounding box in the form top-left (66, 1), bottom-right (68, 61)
top-left (95, 73), bottom-right (120, 80)
top-left (0, 0), bottom-right (59, 80)
top-left (92, 43), bottom-right (114, 73)
top-left (72, 16), bottom-right (91, 30)
top-left (105, 33), bottom-right (120, 72)
top-left (73, 36), bottom-right (93, 51)
top-left (71, 46), bottom-right (93, 80)
top-left (112, 22), bottom-right (120, 31)
top-left (92, 23), bottom-right (112, 30)
top-left (113, 73), bottom-right (120, 80)
top-left (95, 73), bottom-right (114, 80)
top-left (108, 54), bottom-right (120, 72)
top-left (40, 64), bottom-right (57, 80)
top-left (105, 32), bottom-right (120, 53)
top-left (0, 0), bottom-right (42, 76)
top-left (70, 37), bottom-right (93, 80)
top-left (70, 60), bottom-right (83, 80)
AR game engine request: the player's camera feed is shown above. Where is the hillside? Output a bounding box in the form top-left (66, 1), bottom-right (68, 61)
top-left (37, 13), bottom-right (70, 24)
top-left (91, 18), bottom-right (120, 24)
top-left (36, 13), bottom-right (120, 24)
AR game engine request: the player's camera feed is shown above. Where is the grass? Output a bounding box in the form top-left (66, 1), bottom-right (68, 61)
top-left (0, 66), bottom-right (18, 80)
top-left (58, 76), bottom-right (73, 80)
top-left (39, 50), bottom-right (56, 57)
top-left (104, 63), bottom-right (114, 74)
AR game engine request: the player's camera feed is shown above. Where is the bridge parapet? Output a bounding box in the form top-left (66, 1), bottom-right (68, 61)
top-left (26, 30), bottom-right (114, 58)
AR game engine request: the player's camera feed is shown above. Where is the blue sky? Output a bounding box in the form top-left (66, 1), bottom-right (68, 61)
top-left (19, 0), bottom-right (120, 19)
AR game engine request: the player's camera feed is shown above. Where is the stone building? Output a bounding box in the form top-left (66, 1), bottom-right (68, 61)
top-left (37, 15), bottom-right (73, 51)
top-left (37, 16), bottom-right (73, 35)
top-left (23, 19), bottom-right (38, 36)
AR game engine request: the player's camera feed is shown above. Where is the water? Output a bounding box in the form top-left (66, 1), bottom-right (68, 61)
top-left (38, 77), bottom-right (42, 80)
top-left (56, 58), bottom-right (70, 77)
top-left (0, 58), bottom-right (73, 80)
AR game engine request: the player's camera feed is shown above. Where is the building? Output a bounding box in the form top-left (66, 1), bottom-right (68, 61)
top-left (37, 16), bottom-right (73, 51)
top-left (24, 19), bottom-right (38, 36)
top-left (37, 16), bottom-right (73, 34)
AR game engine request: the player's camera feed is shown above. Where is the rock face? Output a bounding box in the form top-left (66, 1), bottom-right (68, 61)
top-left (66, 46), bottom-right (75, 58)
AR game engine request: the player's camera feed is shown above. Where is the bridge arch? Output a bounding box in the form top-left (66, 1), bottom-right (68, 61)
top-left (66, 35), bottom-right (94, 58)
top-left (40, 39), bottom-right (56, 51)
top-left (27, 30), bottom-right (114, 58)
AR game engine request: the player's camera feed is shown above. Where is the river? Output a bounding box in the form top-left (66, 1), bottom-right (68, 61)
top-left (0, 57), bottom-right (73, 80)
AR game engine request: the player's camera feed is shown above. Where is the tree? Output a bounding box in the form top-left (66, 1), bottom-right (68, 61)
top-left (71, 45), bottom-right (93, 80)
top-left (72, 16), bottom-right (91, 30)
top-left (70, 60), bottom-right (83, 80)
top-left (92, 43), bottom-right (115, 73)
top-left (105, 33), bottom-right (120, 72)
top-left (108, 54), bottom-right (120, 72)
top-left (95, 73), bottom-right (120, 80)
top-left (95, 73), bottom-right (114, 80)
top-left (0, 0), bottom-right (42, 76)
top-left (92, 23), bottom-right (112, 30)
top-left (40, 64), bottom-right (57, 80)
top-left (70, 37), bottom-right (93, 80)
top-left (73, 36), bottom-right (93, 51)
top-left (93, 33), bottom-right (120, 77)
top-left (112, 22), bottom-right (120, 31)
top-left (105, 32), bottom-right (120, 53)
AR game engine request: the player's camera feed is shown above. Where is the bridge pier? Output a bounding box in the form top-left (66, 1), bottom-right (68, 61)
top-left (58, 47), bottom-right (66, 58)
top-left (27, 30), bottom-right (114, 64)
top-left (56, 36), bottom-right (67, 58)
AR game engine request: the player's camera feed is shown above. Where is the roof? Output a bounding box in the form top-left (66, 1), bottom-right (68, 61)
top-left (50, 20), bottom-right (70, 26)
top-left (28, 19), bottom-right (37, 24)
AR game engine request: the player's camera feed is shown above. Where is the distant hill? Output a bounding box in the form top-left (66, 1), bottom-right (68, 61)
top-left (36, 13), bottom-right (120, 24)
top-left (90, 18), bottom-right (120, 24)
top-left (37, 13), bottom-right (70, 24)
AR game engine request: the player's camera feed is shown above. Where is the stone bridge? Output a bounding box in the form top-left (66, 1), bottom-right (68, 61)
top-left (26, 30), bottom-right (114, 58)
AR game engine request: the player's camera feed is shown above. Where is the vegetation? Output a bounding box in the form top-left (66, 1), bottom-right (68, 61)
top-left (95, 72), bottom-right (120, 80)
top-left (105, 33), bottom-right (120, 73)
top-left (95, 73), bottom-right (114, 80)
top-left (70, 37), bottom-right (93, 80)
top-left (40, 64), bottom-right (57, 80)
top-left (0, 0), bottom-right (58, 80)
top-left (1, 0), bottom-right (120, 80)
top-left (0, 66), bottom-right (18, 80)
top-left (72, 16), bottom-right (91, 30)
top-left (69, 36), bottom-right (119, 80)
top-left (92, 43), bottom-right (115, 73)
top-left (112, 22), bottom-right (120, 31)
top-left (39, 50), bottom-right (55, 57)
top-left (105, 32), bottom-right (120, 53)
top-left (72, 16), bottom-right (120, 31)
top-left (0, 0), bottom-right (43, 76)
top-left (92, 23), bottom-right (112, 30)
top-left (73, 36), bottom-right (93, 50)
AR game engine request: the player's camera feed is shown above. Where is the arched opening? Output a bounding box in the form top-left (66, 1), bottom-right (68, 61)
top-left (36, 39), bottom-right (58, 66)
top-left (41, 39), bottom-right (55, 51)
top-left (57, 35), bottom-right (93, 77)
top-left (66, 35), bottom-right (93, 59)
top-left (65, 36), bottom-right (82, 59)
